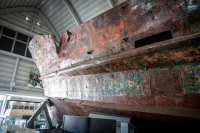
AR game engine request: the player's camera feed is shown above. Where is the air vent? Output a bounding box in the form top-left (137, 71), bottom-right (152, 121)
top-left (135, 30), bottom-right (172, 48)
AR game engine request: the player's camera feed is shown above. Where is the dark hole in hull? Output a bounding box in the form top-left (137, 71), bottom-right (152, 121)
top-left (135, 30), bottom-right (172, 48)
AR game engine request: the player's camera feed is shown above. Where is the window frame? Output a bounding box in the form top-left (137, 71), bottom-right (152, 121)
top-left (0, 26), bottom-right (32, 58)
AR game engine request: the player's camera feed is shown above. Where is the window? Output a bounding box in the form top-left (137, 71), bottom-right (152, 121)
top-left (0, 36), bottom-right (14, 52)
top-left (34, 106), bottom-right (39, 110)
top-left (2, 27), bottom-right (15, 38)
top-left (0, 101), bottom-right (2, 113)
top-left (13, 41), bottom-right (27, 56)
top-left (24, 106), bottom-right (29, 110)
top-left (26, 48), bottom-right (32, 58)
top-left (0, 25), bottom-right (32, 58)
top-left (19, 105), bottom-right (24, 109)
top-left (30, 106), bottom-right (34, 110)
top-left (0, 95), bottom-right (3, 113)
top-left (17, 33), bottom-right (28, 42)
top-left (12, 105), bottom-right (18, 109)
top-left (8, 105), bottom-right (12, 109)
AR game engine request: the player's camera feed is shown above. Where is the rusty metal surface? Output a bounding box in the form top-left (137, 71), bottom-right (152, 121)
top-left (151, 69), bottom-right (181, 95)
top-left (28, 0), bottom-right (200, 122)
top-left (47, 98), bottom-right (200, 129)
top-left (32, 31), bottom-right (200, 79)
top-left (29, 35), bottom-right (60, 76)
top-left (42, 62), bottom-right (200, 99)
top-left (29, 0), bottom-right (200, 77)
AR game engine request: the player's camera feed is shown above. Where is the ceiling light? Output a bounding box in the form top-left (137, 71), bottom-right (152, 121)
top-left (26, 17), bottom-right (29, 21)
top-left (37, 22), bottom-right (41, 26)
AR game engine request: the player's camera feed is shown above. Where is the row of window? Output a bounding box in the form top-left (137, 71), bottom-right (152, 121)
top-left (0, 25), bottom-right (32, 58)
top-left (8, 105), bottom-right (39, 110)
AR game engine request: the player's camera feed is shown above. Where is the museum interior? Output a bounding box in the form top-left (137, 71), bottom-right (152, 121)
top-left (0, 0), bottom-right (200, 133)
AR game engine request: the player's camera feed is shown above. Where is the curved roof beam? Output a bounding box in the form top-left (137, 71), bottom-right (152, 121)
top-left (0, 7), bottom-right (36, 14)
top-left (107, 0), bottom-right (114, 8)
top-left (62, 0), bottom-right (81, 25)
top-left (37, 9), bottom-right (60, 42)
top-left (0, 18), bottom-right (36, 37)
top-left (0, 7), bottom-right (60, 42)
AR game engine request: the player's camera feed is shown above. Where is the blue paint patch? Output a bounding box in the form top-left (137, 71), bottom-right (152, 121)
top-left (100, 63), bottom-right (200, 97)
top-left (32, 39), bottom-right (37, 44)
top-left (187, 71), bottom-right (195, 77)
top-left (136, 72), bottom-right (141, 84)
top-left (187, 5), bottom-right (200, 13)
top-left (182, 64), bottom-right (200, 94)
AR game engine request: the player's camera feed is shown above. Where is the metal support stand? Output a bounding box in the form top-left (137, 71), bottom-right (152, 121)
top-left (26, 99), bottom-right (54, 130)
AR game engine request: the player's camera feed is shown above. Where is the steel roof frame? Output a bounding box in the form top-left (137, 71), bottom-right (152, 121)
top-left (0, 7), bottom-right (60, 42)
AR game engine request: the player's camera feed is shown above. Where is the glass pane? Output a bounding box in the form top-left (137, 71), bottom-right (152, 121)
top-left (34, 106), bottom-right (39, 111)
top-left (34, 111), bottom-right (48, 129)
top-left (13, 41), bottom-right (26, 56)
top-left (17, 33), bottom-right (28, 42)
top-left (29, 37), bottom-right (33, 43)
top-left (8, 105), bottom-right (12, 109)
top-left (30, 106), bottom-right (34, 110)
top-left (0, 36), bottom-right (13, 52)
top-left (2, 27), bottom-right (15, 38)
top-left (12, 105), bottom-right (18, 109)
top-left (24, 106), bottom-right (29, 110)
top-left (26, 48), bottom-right (32, 58)
top-left (19, 106), bottom-right (24, 109)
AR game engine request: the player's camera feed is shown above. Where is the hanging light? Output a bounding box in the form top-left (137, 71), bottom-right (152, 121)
top-left (37, 22), bottom-right (40, 25)
top-left (26, 17), bottom-right (29, 20)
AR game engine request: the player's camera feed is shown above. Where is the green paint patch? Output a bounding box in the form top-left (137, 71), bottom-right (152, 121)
top-left (129, 45), bottom-right (200, 70)
top-left (91, 62), bottom-right (200, 98)
top-left (102, 71), bottom-right (144, 96)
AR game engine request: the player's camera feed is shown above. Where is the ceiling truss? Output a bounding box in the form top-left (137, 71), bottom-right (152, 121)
top-left (0, 7), bottom-right (60, 42)
top-left (107, 0), bottom-right (114, 8)
top-left (62, 0), bottom-right (81, 26)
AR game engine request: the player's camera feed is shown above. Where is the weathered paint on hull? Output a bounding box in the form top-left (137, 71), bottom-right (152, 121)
top-left (44, 62), bottom-right (200, 98)
top-left (47, 98), bottom-right (200, 127)
top-left (28, 0), bottom-right (200, 125)
top-left (29, 0), bottom-right (200, 77)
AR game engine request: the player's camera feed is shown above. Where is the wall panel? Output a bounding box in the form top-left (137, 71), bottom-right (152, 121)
top-left (0, 50), bottom-right (44, 97)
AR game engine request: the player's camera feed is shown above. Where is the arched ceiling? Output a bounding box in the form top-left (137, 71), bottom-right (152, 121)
top-left (0, 0), bottom-right (126, 42)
